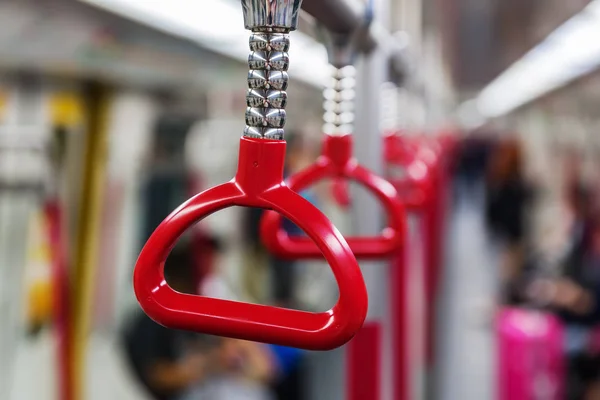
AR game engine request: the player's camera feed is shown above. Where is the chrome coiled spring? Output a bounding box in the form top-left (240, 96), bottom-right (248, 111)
top-left (322, 65), bottom-right (356, 136)
top-left (244, 31), bottom-right (291, 140)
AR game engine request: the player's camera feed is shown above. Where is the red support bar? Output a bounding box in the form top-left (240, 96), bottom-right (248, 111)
top-left (45, 201), bottom-right (72, 400)
top-left (423, 173), bottom-right (441, 366)
top-left (347, 322), bottom-right (382, 400)
top-left (391, 248), bottom-right (410, 400)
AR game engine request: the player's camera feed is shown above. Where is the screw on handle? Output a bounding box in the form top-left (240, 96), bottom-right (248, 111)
top-left (241, 0), bottom-right (303, 32)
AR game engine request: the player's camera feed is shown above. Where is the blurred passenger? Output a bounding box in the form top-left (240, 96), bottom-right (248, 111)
top-left (555, 184), bottom-right (600, 400)
top-left (484, 138), bottom-right (534, 303)
top-left (268, 344), bottom-right (304, 400)
top-left (182, 338), bottom-right (276, 400)
top-left (122, 244), bottom-right (215, 400)
top-left (560, 184), bottom-right (596, 312)
top-left (528, 180), bottom-right (600, 399)
top-left (123, 238), bottom-right (278, 400)
top-left (198, 237), bottom-right (300, 400)
top-left (452, 131), bottom-right (495, 199)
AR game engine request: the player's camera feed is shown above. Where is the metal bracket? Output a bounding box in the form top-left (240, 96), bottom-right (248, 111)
top-left (316, 9), bottom-right (373, 69)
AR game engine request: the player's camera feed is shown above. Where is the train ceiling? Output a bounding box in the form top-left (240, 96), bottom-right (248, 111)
top-left (431, 0), bottom-right (592, 91)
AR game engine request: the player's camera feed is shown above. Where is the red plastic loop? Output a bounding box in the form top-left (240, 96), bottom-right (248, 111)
top-left (134, 137), bottom-right (368, 351)
top-left (260, 134), bottom-right (406, 260)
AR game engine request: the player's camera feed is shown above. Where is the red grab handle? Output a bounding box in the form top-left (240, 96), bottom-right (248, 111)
top-left (260, 134), bottom-right (406, 260)
top-left (134, 137), bottom-right (368, 351)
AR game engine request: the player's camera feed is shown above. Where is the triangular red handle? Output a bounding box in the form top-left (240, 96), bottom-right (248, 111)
top-left (134, 137), bottom-right (368, 351)
top-left (392, 178), bottom-right (429, 210)
top-left (386, 162), bottom-right (434, 211)
top-left (383, 133), bottom-right (435, 211)
top-left (260, 134), bottom-right (406, 260)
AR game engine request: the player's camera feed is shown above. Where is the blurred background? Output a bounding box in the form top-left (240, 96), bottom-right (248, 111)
top-left (2, 0), bottom-right (600, 399)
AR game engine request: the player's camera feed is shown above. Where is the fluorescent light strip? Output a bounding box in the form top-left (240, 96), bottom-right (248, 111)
top-left (79, 0), bottom-right (330, 88)
top-left (476, 0), bottom-right (600, 118)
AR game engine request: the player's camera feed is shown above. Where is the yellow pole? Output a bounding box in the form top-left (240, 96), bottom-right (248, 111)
top-left (70, 83), bottom-right (110, 400)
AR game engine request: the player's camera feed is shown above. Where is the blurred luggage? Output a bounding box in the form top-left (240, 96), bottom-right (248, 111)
top-left (497, 308), bottom-right (565, 400)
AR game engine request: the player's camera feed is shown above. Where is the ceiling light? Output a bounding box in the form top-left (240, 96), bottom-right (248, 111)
top-left (476, 0), bottom-right (600, 118)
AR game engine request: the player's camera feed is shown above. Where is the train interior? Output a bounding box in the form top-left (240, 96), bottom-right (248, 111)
top-left (2, 0), bottom-right (600, 400)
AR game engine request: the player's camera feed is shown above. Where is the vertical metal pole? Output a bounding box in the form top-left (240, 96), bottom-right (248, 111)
top-left (307, 3), bottom-right (394, 400)
top-left (396, 0), bottom-right (426, 132)
top-left (351, 0), bottom-right (391, 398)
top-left (70, 83), bottom-right (110, 400)
top-left (353, 4), bottom-right (389, 312)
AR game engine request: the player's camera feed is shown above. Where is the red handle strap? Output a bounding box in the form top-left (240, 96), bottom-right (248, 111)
top-left (260, 134), bottom-right (406, 260)
top-left (45, 201), bottom-right (72, 400)
top-left (331, 178), bottom-right (352, 209)
top-left (134, 137), bottom-right (368, 351)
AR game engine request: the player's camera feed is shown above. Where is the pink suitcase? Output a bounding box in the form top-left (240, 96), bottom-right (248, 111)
top-left (497, 308), bottom-right (565, 400)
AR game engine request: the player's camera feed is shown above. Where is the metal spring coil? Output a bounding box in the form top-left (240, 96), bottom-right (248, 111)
top-left (244, 31), bottom-right (291, 140)
top-left (323, 65), bottom-right (356, 136)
